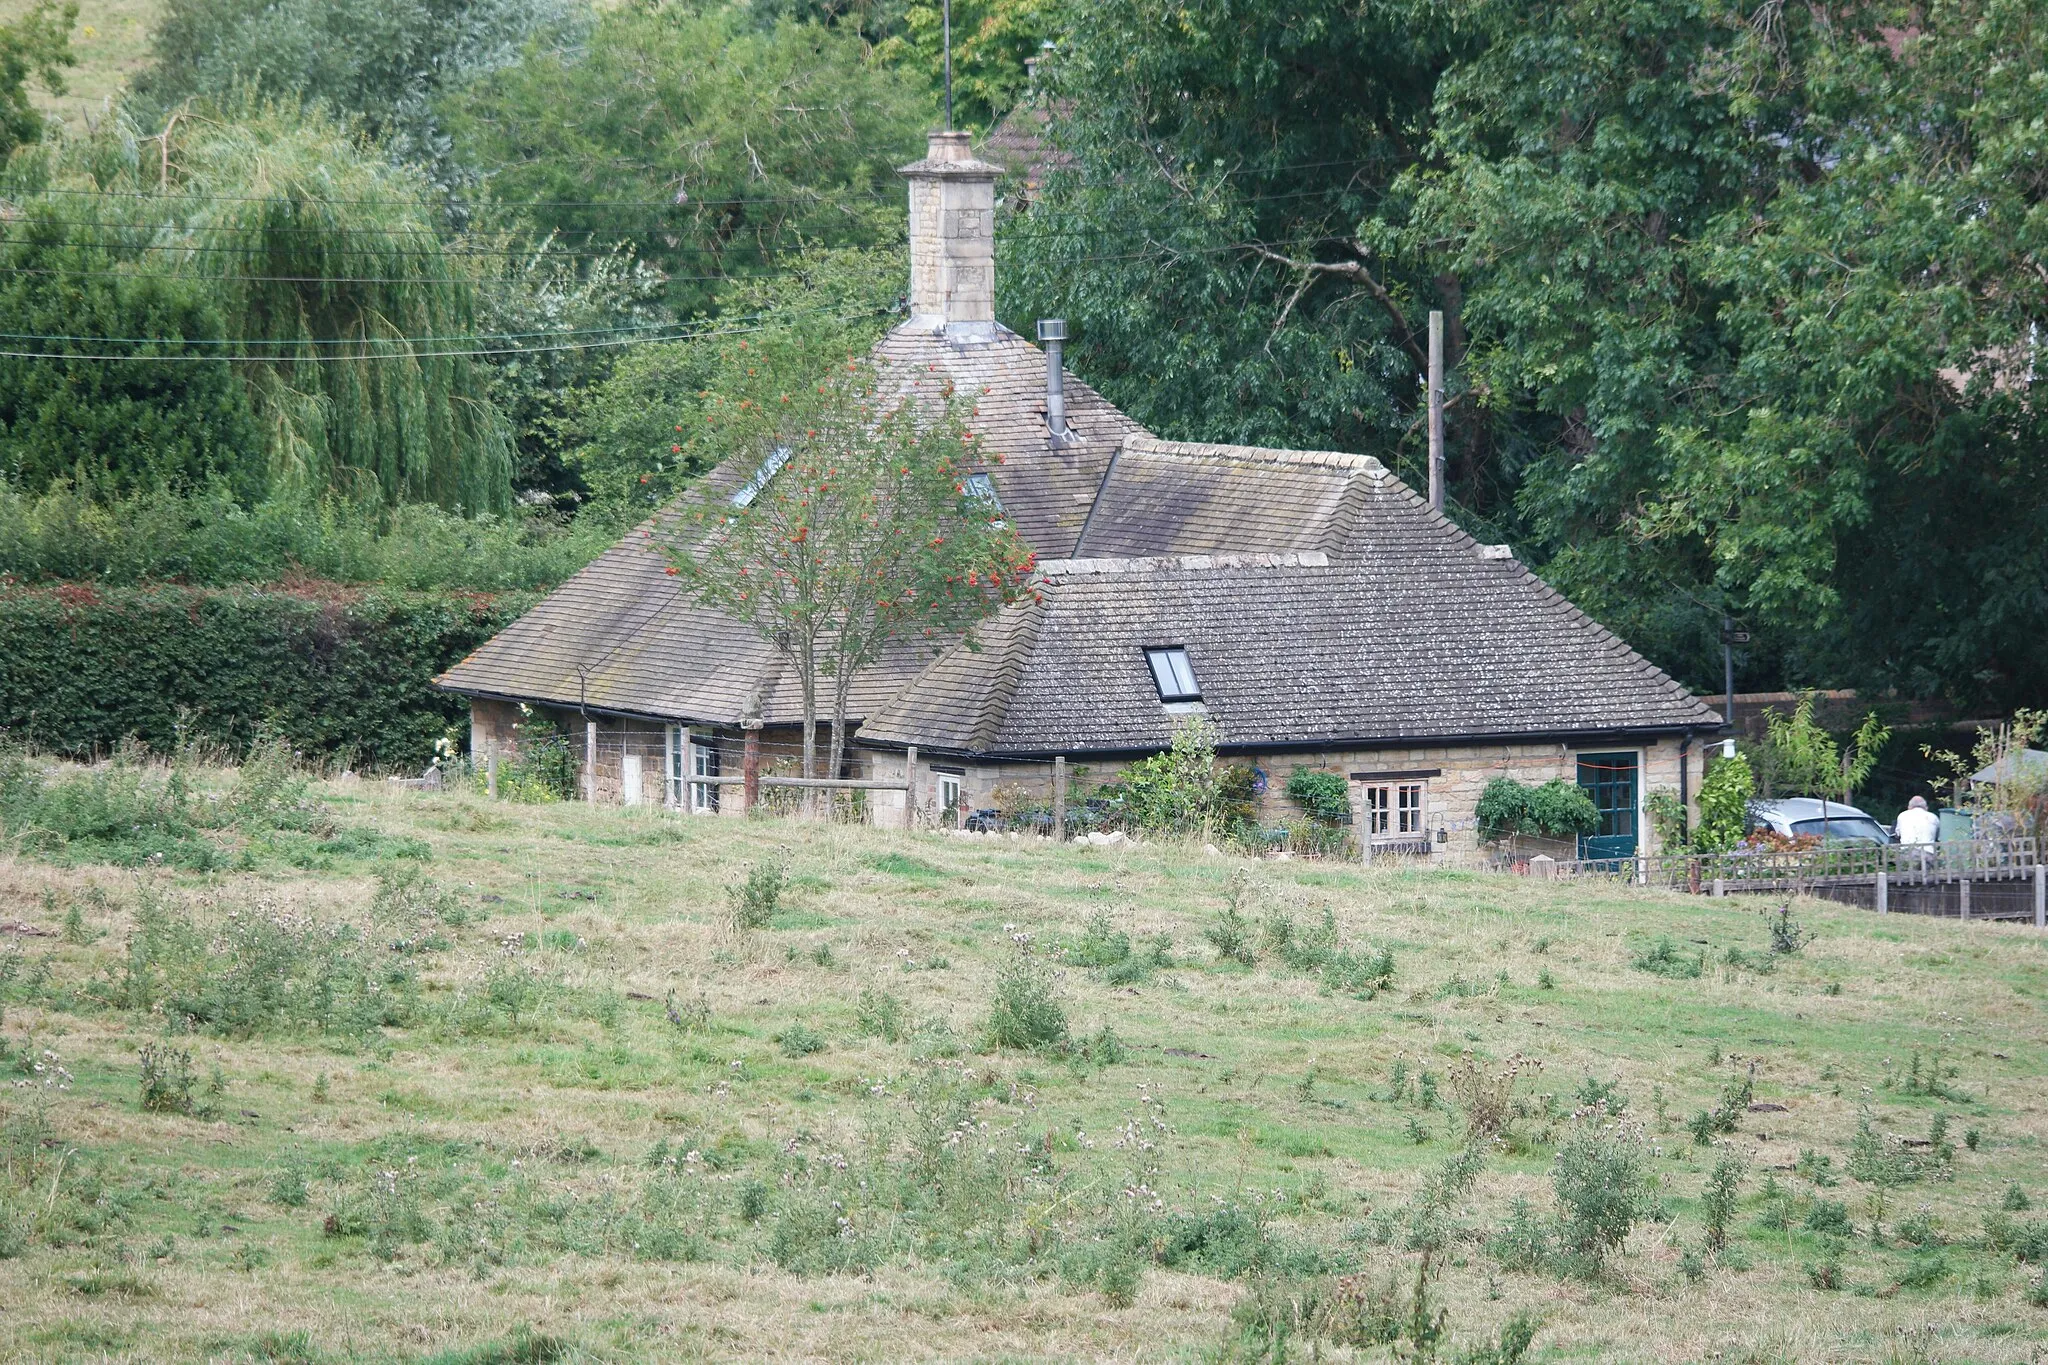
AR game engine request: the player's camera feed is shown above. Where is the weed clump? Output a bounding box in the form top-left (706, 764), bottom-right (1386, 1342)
top-left (1631, 937), bottom-right (1703, 979)
top-left (983, 953), bottom-right (1068, 1052)
top-left (1205, 872), bottom-right (1259, 967)
top-left (137, 1043), bottom-right (197, 1115)
top-left (854, 987), bottom-right (906, 1042)
top-left (726, 861), bottom-right (786, 933)
top-left (777, 1023), bottom-right (825, 1057)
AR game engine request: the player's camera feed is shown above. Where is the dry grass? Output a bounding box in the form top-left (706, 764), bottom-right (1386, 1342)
top-left (1, 774), bottom-right (2046, 1361)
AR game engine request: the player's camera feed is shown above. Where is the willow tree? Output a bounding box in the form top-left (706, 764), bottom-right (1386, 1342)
top-left (166, 105), bottom-right (514, 510)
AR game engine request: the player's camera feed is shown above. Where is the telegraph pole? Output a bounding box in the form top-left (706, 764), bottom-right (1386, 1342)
top-left (1427, 310), bottom-right (1445, 511)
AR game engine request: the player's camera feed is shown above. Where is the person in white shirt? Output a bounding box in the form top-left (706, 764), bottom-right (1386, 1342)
top-left (1895, 795), bottom-right (1941, 847)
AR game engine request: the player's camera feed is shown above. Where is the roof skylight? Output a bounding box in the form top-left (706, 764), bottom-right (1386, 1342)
top-left (730, 445), bottom-right (791, 508)
top-left (1144, 646), bottom-right (1200, 702)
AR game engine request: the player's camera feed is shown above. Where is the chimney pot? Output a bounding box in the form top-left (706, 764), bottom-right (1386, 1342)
top-left (1039, 319), bottom-right (1069, 446)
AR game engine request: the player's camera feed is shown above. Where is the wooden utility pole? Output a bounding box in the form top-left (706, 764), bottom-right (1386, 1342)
top-left (1427, 310), bottom-right (1445, 512)
top-left (741, 719), bottom-right (763, 814)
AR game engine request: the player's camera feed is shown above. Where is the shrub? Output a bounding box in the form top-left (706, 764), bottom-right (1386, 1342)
top-left (1475, 777), bottom-right (1598, 842)
top-left (1285, 769), bottom-right (1351, 824)
top-left (726, 861), bottom-right (785, 933)
top-left (1805, 1199), bottom-right (1852, 1235)
top-left (137, 1044), bottom-right (197, 1115)
top-left (1631, 937), bottom-right (1704, 979)
top-left (1701, 1150), bottom-right (1745, 1251)
top-left (1551, 1117), bottom-right (1653, 1271)
top-left (1695, 754), bottom-right (1754, 853)
top-left (1767, 905), bottom-right (1814, 955)
top-left (778, 1024), bottom-right (824, 1057)
top-left (853, 987), bottom-right (905, 1042)
top-left (1447, 1051), bottom-right (1540, 1144)
top-left (983, 953), bottom-right (1068, 1051)
top-left (1204, 870), bottom-right (1260, 966)
top-left (1070, 909), bottom-right (1133, 969)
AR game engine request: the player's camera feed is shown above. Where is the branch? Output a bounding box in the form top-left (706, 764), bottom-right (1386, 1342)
top-left (1249, 244), bottom-right (1427, 370)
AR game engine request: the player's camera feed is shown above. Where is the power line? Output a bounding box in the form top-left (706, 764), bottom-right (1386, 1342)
top-left (0, 306), bottom-right (892, 363)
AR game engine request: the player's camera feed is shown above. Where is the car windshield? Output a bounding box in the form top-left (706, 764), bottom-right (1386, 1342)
top-left (1789, 817), bottom-right (1890, 844)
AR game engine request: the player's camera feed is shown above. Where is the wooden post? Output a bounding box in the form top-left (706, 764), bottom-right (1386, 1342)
top-left (663, 726), bottom-right (675, 808)
top-left (584, 720), bottom-right (597, 803)
top-left (677, 726), bottom-right (692, 812)
top-left (486, 753), bottom-right (498, 800)
top-left (1876, 870), bottom-right (1888, 915)
top-left (903, 745), bottom-right (918, 831)
top-left (2034, 861), bottom-right (2045, 929)
top-left (1427, 310), bottom-right (1445, 512)
top-left (1052, 755), bottom-right (1067, 842)
top-left (1959, 878), bottom-right (1970, 922)
top-left (741, 720), bottom-right (762, 814)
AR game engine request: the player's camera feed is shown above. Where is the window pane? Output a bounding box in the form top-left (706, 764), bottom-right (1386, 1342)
top-left (1167, 649), bottom-right (1199, 697)
top-left (1147, 651), bottom-right (1178, 696)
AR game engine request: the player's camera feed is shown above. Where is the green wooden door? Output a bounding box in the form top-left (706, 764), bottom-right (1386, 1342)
top-left (1576, 752), bottom-right (1639, 860)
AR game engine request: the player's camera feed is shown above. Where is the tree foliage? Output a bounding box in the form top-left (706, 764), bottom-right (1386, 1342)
top-left (658, 310), bottom-right (1033, 785)
top-left (1475, 777), bottom-right (1599, 842)
top-left (1694, 753), bottom-right (1753, 855)
top-left (1007, 0), bottom-right (2048, 710)
top-left (443, 3), bottom-right (926, 314)
top-left (0, 0), bottom-right (73, 160)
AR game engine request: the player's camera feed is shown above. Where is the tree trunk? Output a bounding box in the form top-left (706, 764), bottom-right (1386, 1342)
top-left (826, 672), bottom-right (855, 823)
top-left (798, 637), bottom-right (819, 818)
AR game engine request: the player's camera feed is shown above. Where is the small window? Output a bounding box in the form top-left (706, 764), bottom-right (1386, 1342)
top-left (730, 445), bottom-right (791, 508)
top-left (937, 773), bottom-right (963, 827)
top-left (962, 472), bottom-right (1006, 528)
top-left (1363, 782), bottom-right (1427, 839)
top-left (1144, 646), bottom-right (1200, 702)
top-left (690, 742), bottom-right (721, 814)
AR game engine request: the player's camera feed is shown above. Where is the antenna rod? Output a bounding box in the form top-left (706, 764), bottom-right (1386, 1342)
top-left (943, 0), bottom-right (954, 130)
top-left (1427, 309), bottom-right (1445, 512)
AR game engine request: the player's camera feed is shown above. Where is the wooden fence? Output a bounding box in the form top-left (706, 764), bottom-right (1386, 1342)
top-left (1531, 838), bottom-right (2047, 925)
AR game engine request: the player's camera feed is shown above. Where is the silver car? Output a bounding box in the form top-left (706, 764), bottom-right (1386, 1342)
top-left (1747, 797), bottom-right (1894, 846)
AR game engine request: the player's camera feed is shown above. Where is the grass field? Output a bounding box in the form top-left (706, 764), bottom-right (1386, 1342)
top-left (3, 770), bottom-right (2048, 1362)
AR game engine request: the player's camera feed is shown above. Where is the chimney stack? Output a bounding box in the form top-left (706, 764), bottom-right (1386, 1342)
top-left (1037, 319), bottom-right (1069, 445)
top-left (898, 130), bottom-right (1003, 342)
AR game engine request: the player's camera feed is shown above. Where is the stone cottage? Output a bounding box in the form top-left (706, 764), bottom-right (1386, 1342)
top-left (437, 130), bottom-right (1722, 859)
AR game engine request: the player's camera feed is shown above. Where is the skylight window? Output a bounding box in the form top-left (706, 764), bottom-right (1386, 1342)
top-left (730, 445), bottom-right (791, 508)
top-left (1144, 646), bottom-right (1200, 702)
top-left (962, 471), bottom-right (1006, 526)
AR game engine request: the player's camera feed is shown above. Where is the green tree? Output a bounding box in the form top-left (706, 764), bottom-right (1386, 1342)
top-left (659, 315), bottom-right (1034, 789)
top-left (1694, 753), bottom-right (1753, 855)
top-left (443, 3), bottom-right (927, 315)
top-left (1756, 694), bottom-right (1889, 813)
top-left (0, 0), bottom-right (74, 160)
top-left (0, 207), bottom-right (262, 500)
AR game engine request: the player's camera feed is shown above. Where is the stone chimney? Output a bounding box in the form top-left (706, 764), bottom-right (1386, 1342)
top-left (898, 130), bottom-right (1003, 342)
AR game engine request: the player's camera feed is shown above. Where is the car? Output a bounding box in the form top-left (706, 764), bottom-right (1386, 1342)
top-left (1746, 797), bottom-right (1894, 846)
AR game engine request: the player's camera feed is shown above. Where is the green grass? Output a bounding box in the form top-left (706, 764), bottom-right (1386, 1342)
top-left (2, 774), bottom-right (2048, 1360)
top-left (4, 0), bottom-right (162, 122)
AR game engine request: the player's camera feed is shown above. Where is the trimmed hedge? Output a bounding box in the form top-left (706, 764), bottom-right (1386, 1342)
top-left (0, 582), bottom-right (535, 769)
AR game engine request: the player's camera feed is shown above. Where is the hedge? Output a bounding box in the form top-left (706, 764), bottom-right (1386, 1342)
top-left (0, 581), bottom-right (536, 769)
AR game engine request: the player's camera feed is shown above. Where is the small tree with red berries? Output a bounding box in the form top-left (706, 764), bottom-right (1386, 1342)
top-left (660, 339), bottom-right (1033, 801)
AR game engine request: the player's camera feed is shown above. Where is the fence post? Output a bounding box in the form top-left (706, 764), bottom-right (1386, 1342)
top-left (1530, 854), bottom-right (1555, 881)
top-left (741, 720), bottom-right (762, 813)
top-left (1959, 878), bottom-right (1970, 922)
top-left (1876, 869), bottom-right (1888, 915)
top-left (903, 745), bottom-right (918, 831)
top-left (486, 753), bottom-right (498, 800)
top-left (1711, 875), bottom-right (1725, 898)
top-left (1052, 755), bottom-right (1067, 843)
top-left (2036, 862), bottom-right (2045, 930)
top-left (677, 726), bottom-right (692, 812)
top-left (584, 721), bottom-right (597, 803)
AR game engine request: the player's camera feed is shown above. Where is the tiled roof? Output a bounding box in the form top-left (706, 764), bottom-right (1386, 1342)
top-left (436, 320), bottom-right (1129, 724)
top-left (859, 460), bottom-right (1723, 755)
top-left (440, 330), bottom-right (1721, 750)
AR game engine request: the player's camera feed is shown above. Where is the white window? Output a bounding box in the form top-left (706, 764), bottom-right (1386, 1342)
top-left (690, 742), bottom-right (721, 813)
top-left (962, 472), bottom-right (1006, 527)
top-left (666, 727), bottom-right (686, 807)
top-left (1363, 782), bottom-right (1427, 838)
top-left (1144, 646), bottom-right (1201, 702)
top-left (730, 445), bottom-right (791, 508)
top-left (937, 772), bottom-right (963, 826)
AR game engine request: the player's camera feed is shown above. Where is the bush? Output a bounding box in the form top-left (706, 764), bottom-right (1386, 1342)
top-left (1475, 778), bottom-right (1599, 842)
top-left (726, 861), bottom-right (785, 933)
top-left (137, 1043), bottom-right (197, 1115)
top-left (1551, 1117), bottom-right (1653, 1271)
top-left (1285, 769), bottom-right (1351, 824)
top-left (1695, 754), bottom-right (1754, 853)
top-left (777, 1024), bottom-right (824, 1058)
top-left (983, 953), bottom-right (1068, 1051)
top-left (853, 987), bottom-right (905, 1042)
top-left (1701, 1150), bottom-right (1745, 1251)
top-left (1631, 937), bottom-right (1704, 979)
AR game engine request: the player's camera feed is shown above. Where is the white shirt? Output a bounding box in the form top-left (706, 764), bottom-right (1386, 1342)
top-left (1895, 806), bottom-right (1941, 845)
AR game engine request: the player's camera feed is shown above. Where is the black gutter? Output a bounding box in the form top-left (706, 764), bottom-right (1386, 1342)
top-left (857, 722), bottom-right (1713, 764)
